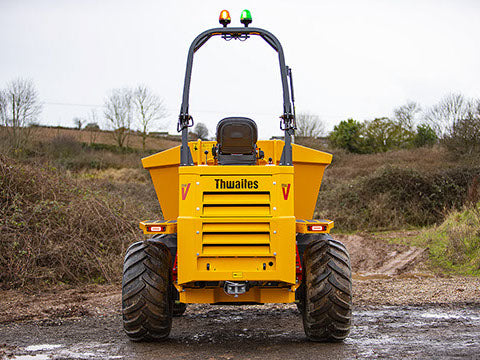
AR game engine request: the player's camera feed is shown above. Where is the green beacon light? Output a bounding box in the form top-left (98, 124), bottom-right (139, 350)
top-left (240, 9), bottom-right (252, 27)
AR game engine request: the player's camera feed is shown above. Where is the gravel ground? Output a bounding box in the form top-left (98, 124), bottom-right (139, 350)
top-left (1, 275), bottom-right (479, 325)
top-left (1, 232), bottom-right (479, 359)
top-left (1, 303), bottom-right (480, 359)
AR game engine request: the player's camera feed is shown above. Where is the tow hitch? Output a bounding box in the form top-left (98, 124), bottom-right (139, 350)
top-left (224, 281), bottom-right (248, 297)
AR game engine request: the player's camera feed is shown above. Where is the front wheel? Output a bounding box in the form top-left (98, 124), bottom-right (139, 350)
top-left (302, 235), bottom-right (352, 342)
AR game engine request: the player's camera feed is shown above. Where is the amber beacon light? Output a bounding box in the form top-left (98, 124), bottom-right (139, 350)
top-left (219, 10), bottom-right (231, 27)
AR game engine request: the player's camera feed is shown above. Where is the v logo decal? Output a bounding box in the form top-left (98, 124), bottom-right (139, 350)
top-left (181, 183), bottom-right (191, 200)
top-left (282, 183), bottom-right (291, 200)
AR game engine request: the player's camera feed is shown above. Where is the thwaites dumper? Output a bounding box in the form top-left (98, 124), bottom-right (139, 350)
top-left (122, 10), bottom-right (352, 342)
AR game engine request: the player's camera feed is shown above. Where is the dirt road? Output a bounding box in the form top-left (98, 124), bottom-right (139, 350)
top-left (1, 232), bottom-right (480, 359)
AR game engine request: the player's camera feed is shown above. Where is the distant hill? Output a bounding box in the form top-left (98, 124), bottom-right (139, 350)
top-left (28, 125), bottom-right (181, 151)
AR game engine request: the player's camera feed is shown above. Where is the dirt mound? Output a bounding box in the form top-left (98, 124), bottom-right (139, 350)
top-left (336, 232), bottom-right (429, 276)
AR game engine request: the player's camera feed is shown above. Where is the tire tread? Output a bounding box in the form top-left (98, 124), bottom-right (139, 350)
top-left (302, 236), bottom-right (353, 342)
top-left (122, 240), bottom-right (172, 341)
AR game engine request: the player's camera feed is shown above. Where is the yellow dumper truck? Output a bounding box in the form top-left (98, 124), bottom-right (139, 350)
top-left (122, 10), bottom-right (352, 342)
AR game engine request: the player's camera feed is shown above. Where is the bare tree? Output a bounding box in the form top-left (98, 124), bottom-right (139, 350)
top-left (424, 93), bottom-right (475, 138)
top-left (85, 109), bottom-right (100, 145)
top-left (193, 122), bottom-right (209, 140)
top-left (0, 78), bottom-right (42, 149)
top-left (295, 112), bottom-right (325, 138)
top-left (104, 88), bottom-right (132, 148)
top-left (73, 117), bottom-right (83, 130)
top-left (132, 85), bottom-right (167, 151)
top-left (443, 98), bottom-right (480, 155)
top-left (393, 101), bottom-right (421, 132)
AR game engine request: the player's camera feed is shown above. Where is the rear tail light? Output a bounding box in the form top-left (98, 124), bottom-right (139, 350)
top-left (147, 226), bottom-right (165, 232)
top-left (308, 225), bottom-right (326, 232)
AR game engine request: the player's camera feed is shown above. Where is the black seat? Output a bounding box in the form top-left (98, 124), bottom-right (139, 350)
top-left (216, 117), bottom-right (257, 165)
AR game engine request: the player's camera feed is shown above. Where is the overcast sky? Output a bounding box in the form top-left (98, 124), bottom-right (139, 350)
top-left (1, 0), bottom-right (479, 138)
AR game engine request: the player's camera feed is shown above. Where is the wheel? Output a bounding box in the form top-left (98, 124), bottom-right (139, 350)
top-left (122, 240), bottom-right (173, 341)
top-left (302, 235), bottom-right (352, 342)
top-left (172, 285), bottom-right (187, 317)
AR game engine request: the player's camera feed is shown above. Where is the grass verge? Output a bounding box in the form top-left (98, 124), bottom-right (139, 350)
top-left (386, 203), bottom-right (480, 276)
top-left (415, 203), bottom-right (480, 276)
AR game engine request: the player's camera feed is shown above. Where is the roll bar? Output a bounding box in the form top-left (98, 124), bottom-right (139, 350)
top-left (178, 27), bottom-right (295, 166)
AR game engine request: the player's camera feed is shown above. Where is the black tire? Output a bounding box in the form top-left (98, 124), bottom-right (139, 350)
top-left (302, 235), bottom-right (352, 342)
top-left (122, 240), bottom-right (173, 341)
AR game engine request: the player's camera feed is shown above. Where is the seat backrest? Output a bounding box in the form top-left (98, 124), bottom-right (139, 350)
top-left (215, 117), bottom-right (258, 165)
top-left (216, 117), bottom-right (257, 155)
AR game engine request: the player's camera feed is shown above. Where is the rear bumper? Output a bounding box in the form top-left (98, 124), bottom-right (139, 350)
top-left (178, 285), bottom-right (296, 304)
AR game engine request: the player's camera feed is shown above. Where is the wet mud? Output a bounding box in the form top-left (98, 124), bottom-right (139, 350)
top-left (1, 304), bottom-right (480, 359)
top-left (2, 232), bottom-right (479, 359)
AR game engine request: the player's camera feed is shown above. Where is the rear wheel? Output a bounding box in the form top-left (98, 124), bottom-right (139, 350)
top-left (302, 235), bottom-right (352, 342)
top-left (122, 240), bottom-right (173, 341)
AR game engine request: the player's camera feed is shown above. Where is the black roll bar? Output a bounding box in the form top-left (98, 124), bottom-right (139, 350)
top-left (178, 27), bottom-right (295, 166)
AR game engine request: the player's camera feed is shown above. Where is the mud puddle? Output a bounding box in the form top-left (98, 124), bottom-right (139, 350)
top-left (1, 304), bottom-right (479, 359)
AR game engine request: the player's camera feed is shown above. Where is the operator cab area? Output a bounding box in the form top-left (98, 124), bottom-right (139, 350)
top-left (215, 117), bottom-right (259, 165)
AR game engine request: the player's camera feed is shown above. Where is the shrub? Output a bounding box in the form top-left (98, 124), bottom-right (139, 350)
top-left (50, 135), bottom-right (83, 158)
top-left (442, 111), bottom-right (480, 155)
top-left (329, 119), bottom-right (365, 153)
top-left (363, 117), bottom-right (413, 153)
top-left (413, 124), bottom-right (437, 147)
top-left (0, 155), bottom-right (142, 288)
top-left (317, 165), bottom-right (480, 231)
top-left (84, 122), bottom-right (100, 131)
top-left (330, 117), bottom-right (415, 154)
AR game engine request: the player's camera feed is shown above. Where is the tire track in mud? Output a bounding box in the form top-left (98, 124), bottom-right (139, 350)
top-left (336, 232), bottom-right (429, 276)
top-left (376, 247), bottom-right (427, 275)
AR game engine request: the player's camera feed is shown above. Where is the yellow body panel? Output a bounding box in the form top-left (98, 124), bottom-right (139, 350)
top-left (147, 165), bottom-right (178, 220)
top-left (139, 220), bottom-right (177, 234)
top-left (176, 166), bottom-right (296, 290)
top-left (141, 140), bottom-right (332, 304)
top-left (180, 286), bottom-right (295, 304)
top-left (295, 219), bottom-right (334, 233)
top-left (142, 140), bottom-right (332, 220)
